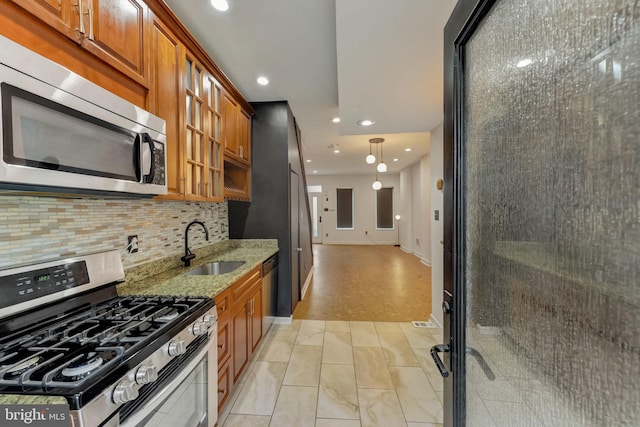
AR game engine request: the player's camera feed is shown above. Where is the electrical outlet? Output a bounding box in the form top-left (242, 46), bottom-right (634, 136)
top-left (127, 235), bottom-right (139, 254)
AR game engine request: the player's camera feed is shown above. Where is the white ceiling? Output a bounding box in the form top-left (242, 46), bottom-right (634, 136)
top-left (163, 0), bottom-right (457, 176)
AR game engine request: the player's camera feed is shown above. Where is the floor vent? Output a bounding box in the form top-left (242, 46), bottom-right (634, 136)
top-left (411, 320), bottom-right (436, 328)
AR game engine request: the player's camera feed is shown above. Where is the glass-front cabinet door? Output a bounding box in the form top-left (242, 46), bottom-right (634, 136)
top-left (441, 0), bottom-right (639, 426)
top-left (184, 53), bottom-right (207, 200)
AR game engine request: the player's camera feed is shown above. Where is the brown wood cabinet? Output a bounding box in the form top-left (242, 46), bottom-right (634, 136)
top-left (214, 288), bottom-right (231, 412)
top-left (230, 267), bottom-right (262, 384)
top-left (214, 267), bottom-right (263, 413)
top-left (8, 0), bottom-right (148, 85)
top-left (7, 0), bottom-right (79, 40)
top-left (80, 0), bottom-right (149, 85)
top-left (149, 14), bottom-right (182, 196)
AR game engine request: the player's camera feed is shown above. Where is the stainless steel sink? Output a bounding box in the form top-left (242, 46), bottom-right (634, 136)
top-left (185, 261), bottom-right (246, 276)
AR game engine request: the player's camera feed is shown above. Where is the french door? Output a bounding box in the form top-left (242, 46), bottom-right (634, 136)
top-left (439, 0), bottom-right (640, 426)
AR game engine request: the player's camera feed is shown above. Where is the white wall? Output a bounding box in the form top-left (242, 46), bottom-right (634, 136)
top-left (306, 174), bottom-right (401, 245)
top-left (399, 153), bottom-right (432, 265)
top-left (430, 123), bottom-right (445, 327)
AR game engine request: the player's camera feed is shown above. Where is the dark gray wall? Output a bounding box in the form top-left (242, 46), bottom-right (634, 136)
top-left (229, 101), bottom-right (313, 317)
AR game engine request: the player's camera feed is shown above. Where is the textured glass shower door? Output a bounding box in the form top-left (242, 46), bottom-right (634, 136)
top-left (444, 0), bottom-right (640, 426)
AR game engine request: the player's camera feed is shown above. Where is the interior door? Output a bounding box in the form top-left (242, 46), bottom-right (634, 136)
top-left (290, 169), bottom-right (301, 312)
top-left (441, 1), bottom-right (640, 426)
top-left (309, 192), bottom-right (323, 244)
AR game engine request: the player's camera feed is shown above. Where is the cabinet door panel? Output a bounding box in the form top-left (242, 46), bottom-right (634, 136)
top-left (231, 302), bottom-right (249, 384)
top-left (8, 0), bottom-right (79, 41)
top-left (217, 318), bottom-right (231, 366)
top-left (250, 283), bottom-right (263, 355)
top-left (149, 16), bottom-right (182, 197)
top-left (217, 358), bottom-right (231, 413)
top-left (83, 0), bottom-right (148, 84)
top-left (222, 92), bottom-right (238, 156)
top-left (238, 109), bottom-right (251, 163)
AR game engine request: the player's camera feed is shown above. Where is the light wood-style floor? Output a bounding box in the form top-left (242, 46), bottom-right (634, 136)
top-left (293, 245), bottom-right (432, 321)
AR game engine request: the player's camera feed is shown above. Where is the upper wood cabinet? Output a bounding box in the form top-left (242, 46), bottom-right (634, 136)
top-left (7, 0), bottom-right (148, 85)
top-left (222, 91), bottom-right (251, 165)
top-left (7, 0), bottom-right (79, 40)
top-left (238, 109), bottom-right (251, 163)
top-left (178, 52), bottom-right (224, 202)
top-left (222, 91), bottom-right (239, 159)
top-left (80, 0), bottom-right (149, 85)
top-left (149, 14), bottom-right (181, 196)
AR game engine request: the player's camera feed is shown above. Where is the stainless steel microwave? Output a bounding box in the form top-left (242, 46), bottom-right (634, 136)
top-left (0, 36), bottom-right (167, 197)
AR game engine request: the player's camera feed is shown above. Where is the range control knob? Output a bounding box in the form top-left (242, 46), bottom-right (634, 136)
top-left (192, 321), bottom-right (208, 336)
top-left (203, 314), bottom-right (217, 327)
top-left (167, 340), bottom-right (186, 357)
top-left (112, 380), bottom-right (139, 404)
top-left (135, 365), bottom-right (159, 385)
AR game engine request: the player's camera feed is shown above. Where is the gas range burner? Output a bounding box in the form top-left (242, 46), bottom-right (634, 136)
top-left (155, 309), bottom-right (179, 322)
top-left (5, 355), bottom-right (41, 378)
top-left (61, 352), bottom-right (103, 379)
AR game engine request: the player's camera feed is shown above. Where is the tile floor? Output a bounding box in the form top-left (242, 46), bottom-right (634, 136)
top-left (219, 319), bottom-right (444, 427)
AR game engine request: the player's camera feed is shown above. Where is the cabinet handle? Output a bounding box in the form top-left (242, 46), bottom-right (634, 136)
top-left (86, 4), bottom-right (94, 40)
top-left (75, 0), bottom-right (85, 34)
top-left (218, 343), bottom-right (224, 349)
top-left (218, 388), bottom-right (224, 394)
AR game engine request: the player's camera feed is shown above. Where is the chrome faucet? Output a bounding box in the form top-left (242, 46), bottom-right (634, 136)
top-left (181, 220), bottom-right (209, 267)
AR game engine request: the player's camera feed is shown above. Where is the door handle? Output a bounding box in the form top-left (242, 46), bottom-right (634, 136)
top-left (430, 344), bottom-right (450, 378)
top-left (296, 248), bottom-right (302, 252)
top-left (466, 347), bottom-right (495, 380)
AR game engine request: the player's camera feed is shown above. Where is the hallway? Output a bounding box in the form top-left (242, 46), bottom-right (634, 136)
top-left (293, 245), bottom-right (432, 321)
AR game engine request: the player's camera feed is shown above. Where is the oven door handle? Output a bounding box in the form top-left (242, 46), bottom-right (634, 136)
top-left (119, 343), bottom-right (209, 427)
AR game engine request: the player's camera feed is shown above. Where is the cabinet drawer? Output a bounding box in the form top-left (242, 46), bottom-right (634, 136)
top-left (215, 289), bottom-right (230, 319)
top-left (217, 318), bottom-right (231, 366)
top-left (217, 358), bottom-right (231, 413)
top-left (230, 267), bottom-right (261, 307)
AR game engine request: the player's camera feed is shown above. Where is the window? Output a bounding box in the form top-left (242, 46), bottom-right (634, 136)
top-left (376, 187), bottom-right (394, 229)
top-left (336, 188), bottom-right (353, 229)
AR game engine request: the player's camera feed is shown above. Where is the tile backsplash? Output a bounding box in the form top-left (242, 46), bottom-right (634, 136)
top-left (0, 195), bottom-right (228, 270)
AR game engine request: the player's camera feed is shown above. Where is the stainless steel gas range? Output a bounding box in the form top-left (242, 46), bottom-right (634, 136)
top-left (0, 250), bottom-right (217, 427)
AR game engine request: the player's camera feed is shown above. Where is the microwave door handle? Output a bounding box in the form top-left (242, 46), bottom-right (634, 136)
top-left (140, 133), bottom-right (155, 183)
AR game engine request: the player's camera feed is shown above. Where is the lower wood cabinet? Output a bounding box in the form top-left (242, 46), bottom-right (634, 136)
top-left (214, 266), bottom-right (263, 413)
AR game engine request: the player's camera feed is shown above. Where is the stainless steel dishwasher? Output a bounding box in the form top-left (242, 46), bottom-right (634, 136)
top-left (262, 253), bottom-right (278, 333)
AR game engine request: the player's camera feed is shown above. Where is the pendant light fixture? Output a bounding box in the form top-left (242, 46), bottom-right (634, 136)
top-left (372, 172), bottom-right (382, 191)
top-left (376, 140), bottom-right (387, 173)
top-left (366, 141), bottom-right (376, 164)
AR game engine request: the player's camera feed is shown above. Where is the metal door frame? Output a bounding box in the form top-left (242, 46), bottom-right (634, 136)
top-left (443, 0), bottom-right (499, 425)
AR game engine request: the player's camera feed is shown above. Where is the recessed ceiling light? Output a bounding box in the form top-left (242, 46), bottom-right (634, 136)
top-left (334, 149), bottom-right (340, 154)
top-left (393, 158), bottom-right (399, 162)
top-left (306, 159), bottom-right (311, 163)
top-left (332, 117), bottom-right (340, 123)
top-left (405, 148), bottom-right (412, 152)
top-left (516, 58), bottom-right (533, 68)
top-left (313, 170), bottom-right (318, 173)
top-left (210, 0), bottom-right (229, 12)
top-left (256, 76), bottom-right (269, 86)
top-left (357, 119), bottom-right (375, 127)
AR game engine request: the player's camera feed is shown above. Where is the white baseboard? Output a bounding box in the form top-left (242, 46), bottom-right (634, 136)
top-left (301, 268), bottom-right (314, 299)
top-left (421, 258), bottom-right (432, 267)
top-left (429, 313), bottom-right (443, 330)
top-left (400, 245), bottom-right (411, 253)
top-left (273, 316), bottom-right (292, 325)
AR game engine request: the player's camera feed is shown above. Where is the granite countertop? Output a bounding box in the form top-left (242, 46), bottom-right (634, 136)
top-left (117, 239), bottom-right (279, 299)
